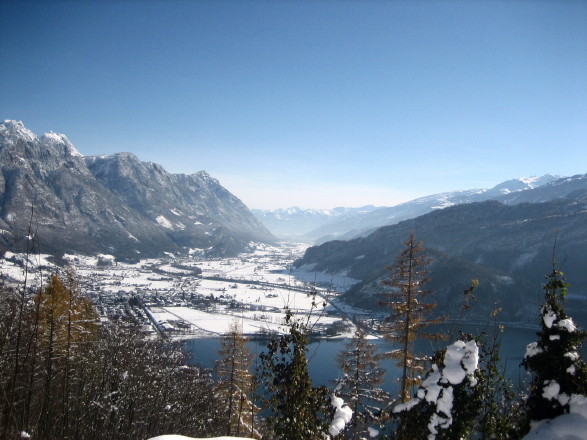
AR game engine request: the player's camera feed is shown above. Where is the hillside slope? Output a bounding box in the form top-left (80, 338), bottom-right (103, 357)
top-left (295, 195), bottom-right (587, 324)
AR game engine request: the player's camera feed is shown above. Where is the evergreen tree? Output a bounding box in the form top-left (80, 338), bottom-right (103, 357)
top-left (522, 261), bottom-right (587, 427)
top-left (335, 326), bottom-right (389, 439)
top-left (257, 308), bottom-right (330, 440)
top-left (215, 320), bottom-right (258, 438)
top-left (454, 281), bottom-right (523, 440)
top-left (474, 329), bottom-right (524, 440)
top-left (380, 233), bottom-right (444, 403)
top-left (392, 338), bottom-right (481, 440)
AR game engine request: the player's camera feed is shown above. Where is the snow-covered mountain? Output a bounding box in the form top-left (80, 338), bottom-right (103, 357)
top-left (295, 189), bottom-right (587, 324)
top-left (251, 206), bottom-right (379, 241)
top-left (0, 120), bottom-right (274, 260)
top-left (303, 174), bottom-right (562, 243)
top-left (497, 173), bottom-right (587, 204)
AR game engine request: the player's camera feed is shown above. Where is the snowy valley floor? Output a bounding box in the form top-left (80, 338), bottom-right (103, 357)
top-left (0, 242), bottom-right (365, 339)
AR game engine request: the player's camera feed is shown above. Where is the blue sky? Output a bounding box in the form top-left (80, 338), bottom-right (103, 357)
top-left (1, 0), bottom-right (586, 209)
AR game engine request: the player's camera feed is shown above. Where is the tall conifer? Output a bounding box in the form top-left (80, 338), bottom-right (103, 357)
top-left (380, 233), bottom-right (444, 403)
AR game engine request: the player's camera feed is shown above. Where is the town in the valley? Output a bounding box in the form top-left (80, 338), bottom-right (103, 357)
top-left (0, 242), bottom-right (365, 339)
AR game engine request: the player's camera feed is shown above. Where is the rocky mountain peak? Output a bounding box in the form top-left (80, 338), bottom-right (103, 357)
top-left (484, 174), bottom-right (561, 197)
top-left (40, 132), bottom-right (83, 157)
top-left (0, 121), bottom-right (274, 259)
top-left (0, 120), bottom-right (37, 145)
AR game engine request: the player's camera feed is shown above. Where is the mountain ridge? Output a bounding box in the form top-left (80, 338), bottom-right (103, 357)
top-left (253, 175), bottom-right (562, 242)
top-left (294, 185), bottom-right (587, 325)
top-left (0, 120), bottom-right (274, 260)
top-left (251, 205), bottom-right (379, 241)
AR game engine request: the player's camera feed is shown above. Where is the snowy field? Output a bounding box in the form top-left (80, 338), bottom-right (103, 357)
top-left (0, 242), bottom-right (362, 338)
top-left (0, 251), bottom-right (57, 287)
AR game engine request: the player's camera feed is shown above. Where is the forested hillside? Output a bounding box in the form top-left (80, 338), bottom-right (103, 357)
top-left (295, 196), bottom-right (587, 324)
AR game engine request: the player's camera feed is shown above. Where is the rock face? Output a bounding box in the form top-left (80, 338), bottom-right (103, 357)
top-left (0, 120), bottom-right (274, 260)
top-left (295, 187), bottom-right (587, 324)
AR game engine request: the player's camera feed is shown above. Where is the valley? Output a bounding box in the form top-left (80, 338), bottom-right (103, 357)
top-left (0, 242), bottom-right (361, 339)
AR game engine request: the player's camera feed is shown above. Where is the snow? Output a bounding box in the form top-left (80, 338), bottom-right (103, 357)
top-left (571, 394), bottom-right (587, 418)
top-left (367, 427), bottom-right (379, 438)
top-left (158, 265), bottom-right (192, 274)
top-left (290, 266), bottom-right (360, 291)
top-left (525, 341), bottom-right (544, 358)
top-left (41, 132), bottom-right (83, 157)
top-left (418, 366), bottom-right (442, 403)
top-left (442, 340), bottom-right (479, 385)
top-left (523, 413), bottom-right (587, 439)
top-left (558, 318), bottom-right (577, 333)
top-left (394, 340), bottom-right (480, 440)
top-left (522, 394), bottom-right (587, 440)
top-left (97, 254), bottom-right (116, 263)
top-left (55, 243), bottom-right (352, 338)
top-left (149, 306), bottom-right (288, 337)
top-left (0, 252), bottom-right (57, 287)
top-left (0, 120), bottom-right (37, 143)
top-left (542, 380), bottom-right (562, 400)
top-left (156, 215), bottom-right (174, 229)
top-left (542, 306), bottom-right (557, 328)
top-left (329, 394), bottom-right (353, 437)
top-left (565, 352), bottom-right (580, 361)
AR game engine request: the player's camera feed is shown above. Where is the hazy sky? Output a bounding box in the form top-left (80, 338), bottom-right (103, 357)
top-left (1, 1), bottom-right (586, 209)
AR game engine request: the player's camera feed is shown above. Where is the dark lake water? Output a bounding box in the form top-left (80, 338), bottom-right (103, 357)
top-left (184, 323), bottom-right (543, 395)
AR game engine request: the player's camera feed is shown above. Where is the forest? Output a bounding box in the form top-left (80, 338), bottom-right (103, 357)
top-left (1, 235), bottom-right (586, 440)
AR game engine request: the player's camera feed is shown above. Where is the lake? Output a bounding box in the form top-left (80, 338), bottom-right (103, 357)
top-left (184, 323), bottom-right (543, 395)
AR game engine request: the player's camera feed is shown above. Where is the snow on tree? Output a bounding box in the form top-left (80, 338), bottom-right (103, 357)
top-left (329, 394), bottom-right (353, 438)
top-left (522, 261), bottom-right (587, 430)
top-left (393, 339), bottom-right (480, 440)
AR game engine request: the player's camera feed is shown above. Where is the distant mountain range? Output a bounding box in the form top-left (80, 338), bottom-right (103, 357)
top-left (294, 174), bottom-right (587, 325)
top-left (251, 206), bottom-right (380, 241)
top-left (0, 120), bottom-right (274, 260)
top-left (254, 175), bottom-right (561, 242)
